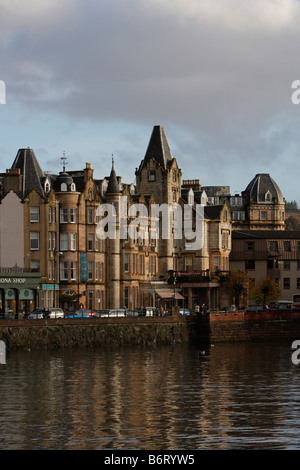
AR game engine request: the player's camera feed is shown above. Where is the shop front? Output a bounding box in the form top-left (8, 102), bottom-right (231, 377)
top-left (0, 272), bottom-right (42, 316)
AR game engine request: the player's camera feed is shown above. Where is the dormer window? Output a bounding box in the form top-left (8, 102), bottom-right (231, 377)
top-left (45, 180), bottom-right (50, 193)
top-left (61, 182), bottom-right (67, 191)
top-left (71, 182), bottom-right (76, 192)
top-left (265, 191), bottom-right (272, 202)
top-left (188, 188), bottom-right (194, 205)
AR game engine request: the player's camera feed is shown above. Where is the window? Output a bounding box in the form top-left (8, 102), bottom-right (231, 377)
top-left (49, 260), bottom-right (54, 280)
top-left (184, 256), bottom-right (193, 271)
top-left (30, 207), bottom-right (39, 222)
top-left (49, 206), bottom-right (56, 223)
top-left (70, 262), bottom-right (77, 280)
top-left (71, 183), bottom-right (76, 192)
top-left (150, 255), bottom-right (156, 275)
top-left (297, 278), bottom-right (300, 290)
top-left (88, 262), bottom-right (94, 280)
top-left (45, 181), bottom-right (50, 193)
top-left (139, 255), bottom-right (145, 275)
top-left (148, 170), bottom-right (156, 181)
top-left (283, 260), bottom-right (290, 270)
top-left (245, 260), bottom-right (255, 270)
top-left (60, 208), bottom-right (68, 223)
top-left (297, 260), bottom-right (300, 270)
top-left (283, 278), bottom-right (290, 289)
top-left (60, 233), bottom-right (68, 251)
top-left (246, 241), bottom-right (254, 251)
top-left (297, 242), bottom-right (300, 252)
top-left (230, 196), bottom-right (242, 206)
top-left (265, 191), bottom-right (272, 202)
top-left (70, 208), bottom-right (76, 223)
top-left (284, 241), bottom-right (291, 252)
top-left (70, 233), bottom-right (76, 251)
top-left (30, 232), bottom-right (39, 250)
top-left (232, 211), bottom-right (245, 221)
top-left (87, 209), bottom-right (93, 224)
top-left (260, 211), bottom-right (267, 221)
top-left (222, 230), bottom-right (230, 249)
top-left (60, 262), bottom-right (68, 280)
top-left (88, 233), bottom-right (93, 251)
top-left (100, 263), bottom-right (104, 281)
top-left (124, 287), bottom-right (129, 308)
top-left (124, 253), bottom-right (130, 272)
top-left (61, 182), bottom-right (67, 192)
top-left (269, 241), bottom-right (278, 251)
top-left (88, 291), bottom-right (93, 309)
top-left (213, 257), bottom-right (219, 271)
top-left (172, 170), bottom-right (176, 182)
top-left (132, 253), bottom-right (138, 274)
top-left (48, 232), bottom-right (56, 251)
top-left (31, 260), bottom-right (40, 272)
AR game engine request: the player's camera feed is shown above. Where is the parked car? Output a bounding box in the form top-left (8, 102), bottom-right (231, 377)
top-left (65, 308), bottom-right (98, 318)
top-left (45, 308), bottom-right (64, 319)
top-left (180, 308), bottom-right (190, 316)
top-left (64, 309), bottom-right (90, 318)
top-left (127, 310), bottom-right (139, 317)
top-left (245, 305), bottom-right (268, 313)
top-left (28, 308), bottom-right (45, 319)
top-left (99, 309), bottom-right (126, 317)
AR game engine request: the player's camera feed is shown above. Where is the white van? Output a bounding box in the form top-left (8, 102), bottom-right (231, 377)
top-left (101, 309), bottom-right (126, 317)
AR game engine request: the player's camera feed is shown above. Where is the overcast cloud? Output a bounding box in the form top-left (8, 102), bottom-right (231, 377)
top-left (1, 0), bottom-right (300, 202)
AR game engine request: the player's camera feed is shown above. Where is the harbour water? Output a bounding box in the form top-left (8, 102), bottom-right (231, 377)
top-left (0, 340), bottom-right (300, 450)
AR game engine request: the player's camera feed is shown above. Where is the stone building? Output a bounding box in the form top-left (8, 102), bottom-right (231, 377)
top-left (230, 230), bottom-right (300, 302)
top-left (185, 173), bottom-right (285, 231)
top-left (0, 125), bottom-right (237, 314)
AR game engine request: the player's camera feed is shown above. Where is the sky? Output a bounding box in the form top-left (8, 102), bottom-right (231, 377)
top-left (1, 0), bottom-right (300, 203)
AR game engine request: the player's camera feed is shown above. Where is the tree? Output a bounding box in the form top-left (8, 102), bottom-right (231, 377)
top-left (251, 278), bottom-right (280, 305)
top-left (224, 270), bottom-right (253, 308)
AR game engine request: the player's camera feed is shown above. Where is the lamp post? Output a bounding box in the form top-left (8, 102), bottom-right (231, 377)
top-left (173, 275), bottom-right (177, 307)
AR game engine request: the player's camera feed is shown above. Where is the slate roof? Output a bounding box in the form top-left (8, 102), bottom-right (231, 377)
top-left (245, 174), bottom-right (284, 204)
top-left (232, 230), bottom-right (300, 239)
top-left (142, 125), bottom-right (173, 170)
top-left (106, 159), bottom-right (121, 194)
top-left (11, 148), bottom-right (45, 198)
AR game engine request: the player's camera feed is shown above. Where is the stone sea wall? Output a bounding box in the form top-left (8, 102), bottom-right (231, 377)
top-left (2, 313), bottom-right (300, 351)
top-left (0, 316), bottom-right (209, 350)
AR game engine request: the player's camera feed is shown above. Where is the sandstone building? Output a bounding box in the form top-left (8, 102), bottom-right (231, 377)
top-left (0, 125), bottom-right (290, 314)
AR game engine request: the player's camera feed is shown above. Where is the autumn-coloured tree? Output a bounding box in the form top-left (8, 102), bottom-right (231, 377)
top-left (251, 278), bottom-right (280, 305)
top-left (224, 270), bottom-right (253, 308)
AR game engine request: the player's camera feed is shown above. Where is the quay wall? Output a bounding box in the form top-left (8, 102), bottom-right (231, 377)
top-left (209, 310), bottom-right (300, 342)
top-left (2, 312), bottom-right (300, 350)
top-left (0, 316), bottom-right (209, 351)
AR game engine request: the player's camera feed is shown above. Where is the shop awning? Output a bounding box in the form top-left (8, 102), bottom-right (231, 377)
top-left (156, 290), bottom-right (185, 300)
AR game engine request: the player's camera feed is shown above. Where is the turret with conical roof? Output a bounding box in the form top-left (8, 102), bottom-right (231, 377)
top-left (11, 148), bottom-right (45, 198)
top-left (106, 158), bottom-right (121, 195)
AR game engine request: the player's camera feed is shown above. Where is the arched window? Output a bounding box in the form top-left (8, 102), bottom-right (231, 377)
top-left (45, 181), bottom-right (50, 193)
top-left (61, 182), bottom-right (67, 192)
top-left (71, 182), bottom-right (76, 192)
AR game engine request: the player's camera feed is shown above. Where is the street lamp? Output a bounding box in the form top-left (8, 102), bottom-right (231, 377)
top-left (173, 275), bottom-right (177, 307)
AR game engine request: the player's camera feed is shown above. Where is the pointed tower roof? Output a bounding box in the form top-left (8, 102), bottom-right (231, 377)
top-left (106, 157), bottom-right (120, 194)
top-left (143, 125), bottom-right (173, 170)
top-left (11, 148), bottom-right (45, 198)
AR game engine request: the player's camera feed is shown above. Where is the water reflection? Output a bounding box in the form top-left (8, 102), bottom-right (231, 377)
top-left (0, 342), bottom-right (300, 449)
